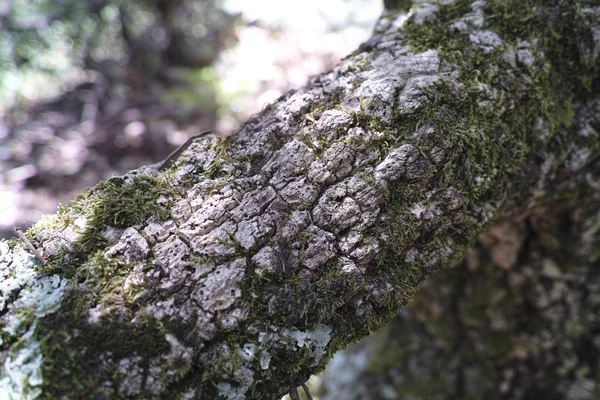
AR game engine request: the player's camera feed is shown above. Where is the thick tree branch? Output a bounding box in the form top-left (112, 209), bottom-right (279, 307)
top-left (1, 1), bottom-right (599, 399)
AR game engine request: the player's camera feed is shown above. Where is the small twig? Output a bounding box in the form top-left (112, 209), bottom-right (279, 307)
top-left (159, 130), bottom-right (212, 171)
top-left (288, 386), bottom-right (300, 400)
top-left (13, 228), bottom-right (46, 265)
top-left (301, 382), bottom-right (314, 400)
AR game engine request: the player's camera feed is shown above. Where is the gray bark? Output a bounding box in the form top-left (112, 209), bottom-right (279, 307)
top-left (1, 1), bottom-right (599, 399)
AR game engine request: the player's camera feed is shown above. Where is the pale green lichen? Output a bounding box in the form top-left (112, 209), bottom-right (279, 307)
top-left (0, 242), bottom-right (68, 399)
top-left (259, 351), bottom-right (271, 370)
top-left (284, 324), bottom-right (333, 367)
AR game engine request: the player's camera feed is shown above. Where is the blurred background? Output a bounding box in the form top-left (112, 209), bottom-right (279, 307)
top-left (0, 0), bottom-right (382, 238)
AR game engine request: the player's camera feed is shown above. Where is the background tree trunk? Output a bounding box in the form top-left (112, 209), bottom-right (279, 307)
top-left (1, 1), bottom-right (598, 399)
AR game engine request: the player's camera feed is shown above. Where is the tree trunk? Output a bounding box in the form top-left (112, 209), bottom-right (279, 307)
top-left (1, 1), bottom-right (598, 399)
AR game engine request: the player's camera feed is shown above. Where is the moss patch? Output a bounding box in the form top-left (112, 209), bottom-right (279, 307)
top-left (37, 300), bottom-right (170, 399)
top-left (30, 172), bottom-right (179, 278)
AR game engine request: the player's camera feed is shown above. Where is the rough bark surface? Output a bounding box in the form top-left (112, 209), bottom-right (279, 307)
top-left (1, 1), bottom-right (599, 399)
top-left (319, 95), bottom-right (600, 400)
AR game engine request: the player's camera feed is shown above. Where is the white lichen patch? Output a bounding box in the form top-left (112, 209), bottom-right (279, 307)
top-left (259, 351), bottom-right (271, 370)
top-left (0, 328), bottom-right (43, 400)
top-left (0, 242), bottom-right (68, 399)
top-left (239, 343), bottom-right (257, 362)
top-left (216, 365), bottom-right (254, 400)
top-left (283, 324), bottom-right (333, 367)
top-left (0, 244), bottom-right (36, 312)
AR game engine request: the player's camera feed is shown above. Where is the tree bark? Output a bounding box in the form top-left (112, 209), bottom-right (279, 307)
top-left (1, 1), bottom-right (599, 399)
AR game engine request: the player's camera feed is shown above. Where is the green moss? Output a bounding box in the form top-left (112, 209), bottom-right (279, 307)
top-left (303, 106), bottom-right (323, 125)
top-left (16, 169), bottom-right (188, 397)
top-left (193, 2), bottom-right (599, 395)
top-left (375, 0), bottom-right (595, 253)
top-left (35, 251), bottom-right (170, 398)
top-left (217, 252), bottom-right (371, 397)
top-left (351, 5), bottom-right (599, 378)
top-left (179, 171), bottom-right (197, 187)
top-left (31, 172), bottom-right (179, 279)
top-left (88, 174), bottom-right (176, 228)
top-left (378, 185), bottom-right (421, 261)
top-left (202, 137), bottom-right (236, 180)
top-left (340, 58), bottom-right (372, 75)
top-left (296, 131), bottom-right (323, 156)
top-left (226, 3), bottom-right (599, 397)
top-left (37, 303), bottom-right (170, 399)
top-left (76, 251), bottom-right (139, 301)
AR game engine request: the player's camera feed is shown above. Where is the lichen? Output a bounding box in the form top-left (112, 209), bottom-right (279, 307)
top-left (0, 243), bottom-right (68, 399)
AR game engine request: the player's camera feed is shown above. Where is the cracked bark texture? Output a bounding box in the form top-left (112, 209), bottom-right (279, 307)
top-left (1, 0), bottom-right (599, 399)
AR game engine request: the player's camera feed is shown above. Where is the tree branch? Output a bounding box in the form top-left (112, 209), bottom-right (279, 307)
top-left (1, 1), bottom-right (598, 399)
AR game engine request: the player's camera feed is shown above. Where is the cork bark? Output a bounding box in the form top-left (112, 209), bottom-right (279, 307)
top-left (1, 1), bottom-right (599, 399)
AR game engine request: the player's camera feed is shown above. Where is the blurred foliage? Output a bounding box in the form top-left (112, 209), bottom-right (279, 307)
top-left (0, 0), bottom-right (238, 112)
